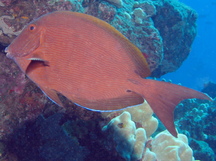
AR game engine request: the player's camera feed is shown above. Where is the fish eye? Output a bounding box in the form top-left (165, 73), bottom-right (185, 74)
top-left (29, 24), bottom-right (36, 31)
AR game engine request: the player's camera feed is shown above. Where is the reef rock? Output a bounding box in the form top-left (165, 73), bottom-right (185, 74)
top-left (5, 113), bottom-right (89, 161)
top-left (174, 98), bottom-right (216, 161)
top-left (151, 0), bottom-right (198, 76)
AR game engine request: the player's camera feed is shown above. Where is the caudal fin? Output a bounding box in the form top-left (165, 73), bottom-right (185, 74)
top-left (136, 79), bottom-right (212, 137)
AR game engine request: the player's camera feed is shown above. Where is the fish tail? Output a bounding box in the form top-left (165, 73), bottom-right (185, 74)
top-left (133, 79), bottom-right (212, 137)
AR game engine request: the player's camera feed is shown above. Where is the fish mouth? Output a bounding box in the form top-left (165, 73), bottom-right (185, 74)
top-left (5, 51), bottom-right (29, 60)
top-left (6, 52), bottom-right (27, 59)
top-left (4, 47), bottom-right (12, 58)
top-left (4, 47), bottom-right (25, 59)
top-left (4, 47), bottom-right (8, 53)
top-left (6, 53), bottom-right (13, 59)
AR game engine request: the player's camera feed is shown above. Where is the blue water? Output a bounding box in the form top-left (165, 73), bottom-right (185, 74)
top-left (163, 0), bottom-right (216, 91)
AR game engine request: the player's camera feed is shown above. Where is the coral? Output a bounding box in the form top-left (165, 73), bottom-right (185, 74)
top-left (123, 102), bottom-right (158, 138)
top-left (103, 101), bottom-right (158, 138)
top-left (132, 128), bottom-right (147, 160)
top-left (102, 97), bottom-right (215, 160)
top-left (0, 15), bottom-right (20, 36)
top-left (132, 8), bottom-right (146, 24)
top-left (0, 15), bottom-right (18, 45)
top-left (173, 98), bottom-right (216, 161)
top-left (142, 148), bottom-right (157, 161)
top-left (151, 130), bottom-right (195, 161)
top-left (102, 111), bottom-right (149, 161)
top-left (190, 139), bottom-right (215, 161)
top-left (102, 110), bottom-right (197, 161)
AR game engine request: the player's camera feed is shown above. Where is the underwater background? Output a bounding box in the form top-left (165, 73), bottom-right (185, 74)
top-left (163, 0), bottom-right (216, 91)
top-left (0, 0), bottom-right (215, 161)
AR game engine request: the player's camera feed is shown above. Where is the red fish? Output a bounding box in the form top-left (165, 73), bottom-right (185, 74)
top-left (5, 11), bottom-right (211, 137)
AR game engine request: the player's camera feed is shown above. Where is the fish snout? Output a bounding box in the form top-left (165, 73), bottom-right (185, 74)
top-left (4, 47), bottom-right (13, 59)
top-left (4, 47), bottom-right (8, 53)
top-left (4, 47), bottom-right (23, 59)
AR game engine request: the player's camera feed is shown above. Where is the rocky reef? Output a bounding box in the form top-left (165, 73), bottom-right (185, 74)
top-left (174, 98), bottom-right (216, 161)
top-left (101, 99), bottom-right (216, 161)
top-left (0, 99), bottom-right (214, 161)
top-left (201, 81), bottom-right (216, 98)
top-left (0, 52), bottom-right (47, 140)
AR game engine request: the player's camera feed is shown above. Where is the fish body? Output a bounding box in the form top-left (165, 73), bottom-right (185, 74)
top-left (5, 11), bottom-right (211, 137)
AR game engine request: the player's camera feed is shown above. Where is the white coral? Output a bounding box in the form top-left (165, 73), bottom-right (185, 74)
top-left (102, 111), bottom-right (148, 161)
top-left (123, 101), bottom-right (158, 137)
top-left (102, 102), bottom-right (196, 161)
top-left (0, 16), bottom-right (21, 37)
top-left (151, 130), bottom-right (195, 161)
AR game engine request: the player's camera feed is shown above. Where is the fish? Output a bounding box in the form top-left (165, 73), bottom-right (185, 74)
top-left (5, 11), bottom-right (212, 137)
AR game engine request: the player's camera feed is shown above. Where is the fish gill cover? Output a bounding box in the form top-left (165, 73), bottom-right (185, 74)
top-left (0, 0), bottom-right (215, 161)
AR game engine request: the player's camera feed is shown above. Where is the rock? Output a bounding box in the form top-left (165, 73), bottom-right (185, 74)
top-left (151, 0), bottom-right (198, 76)
top-left (190, 139), bottom-right (215, 161)
top-left (201, 81), bottom-right (216, 98)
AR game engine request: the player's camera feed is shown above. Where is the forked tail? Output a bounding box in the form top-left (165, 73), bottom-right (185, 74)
top-left (135, 79), bottom-right (212, 137)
